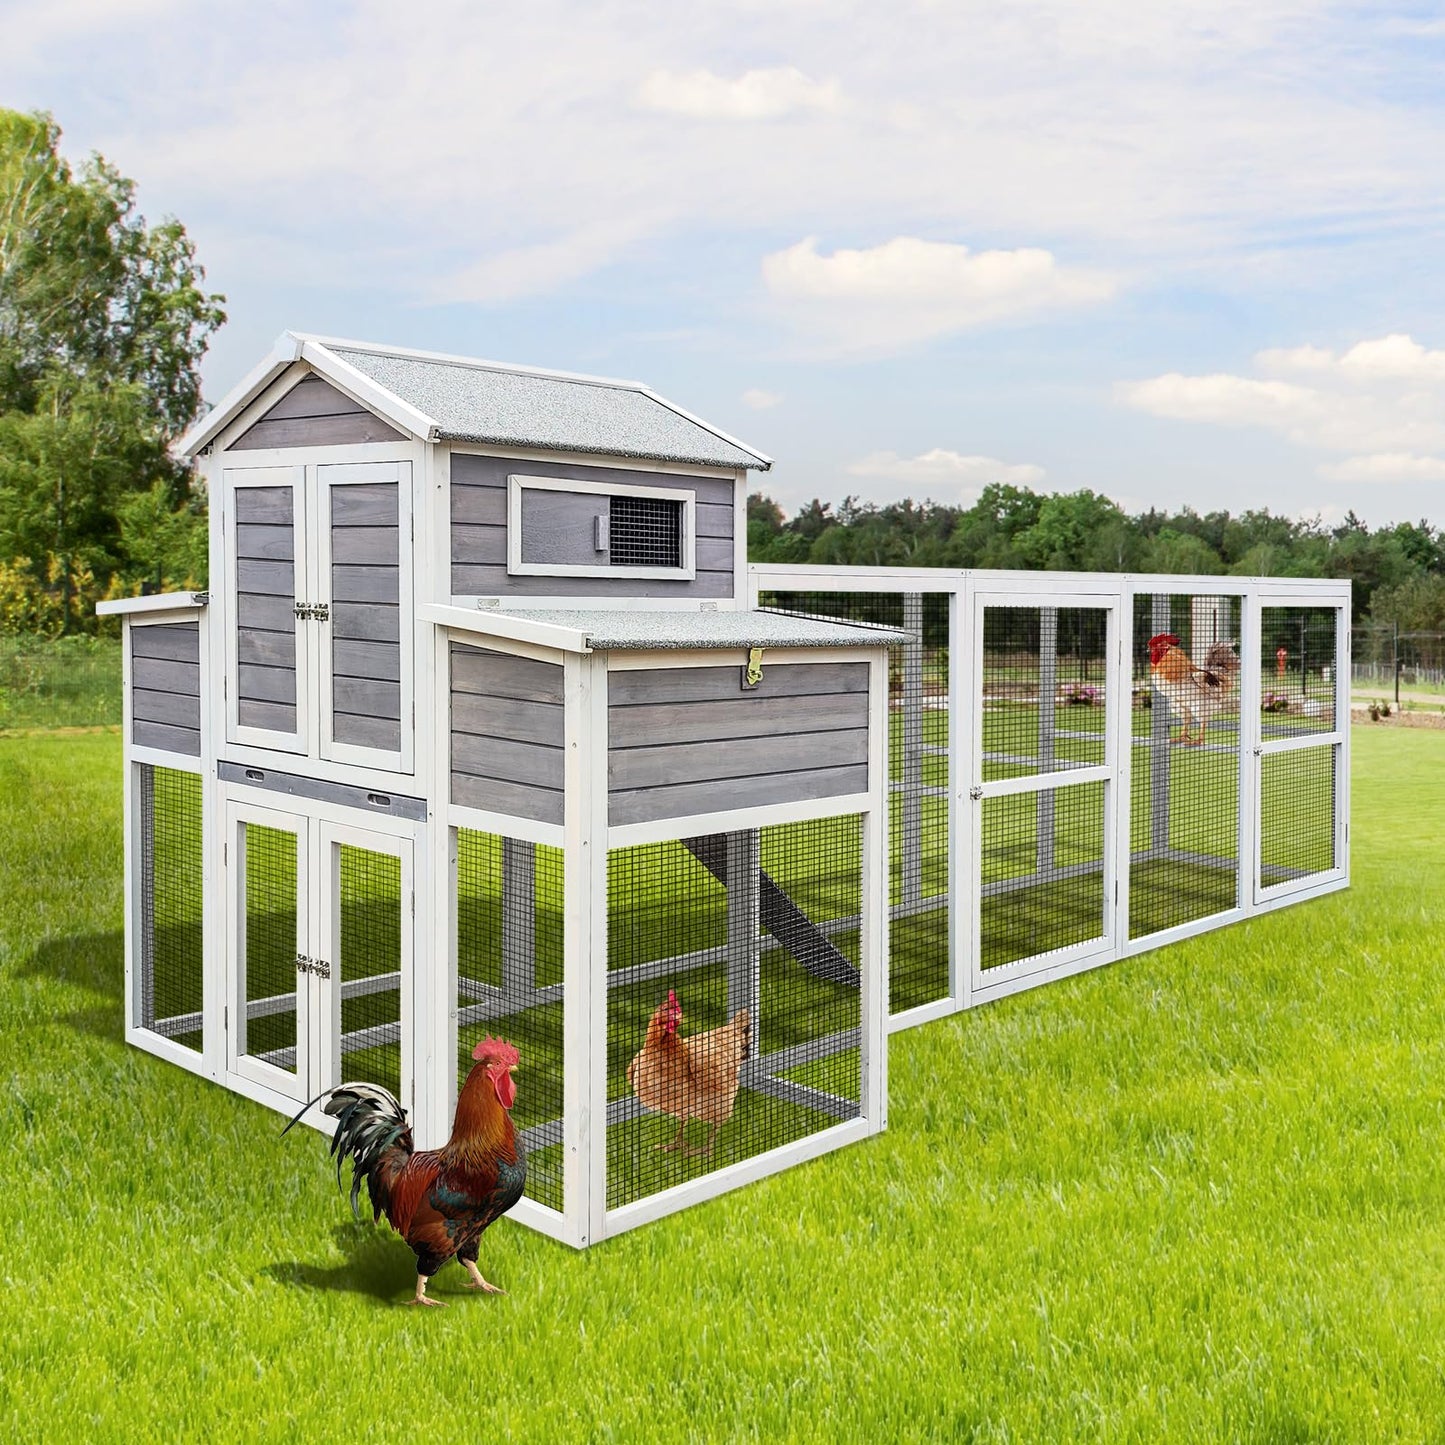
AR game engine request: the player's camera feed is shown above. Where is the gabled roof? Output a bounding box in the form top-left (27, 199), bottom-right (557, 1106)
top-left (176, 332), bottom-right (771, 470)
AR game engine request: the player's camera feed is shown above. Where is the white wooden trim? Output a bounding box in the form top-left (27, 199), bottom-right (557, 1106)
top-left (732, 470), bottom-right (748, 608)
top-left (99, 593), bottom-right (209, 617)
top-left (599, 1118), bottom-right (873, 1239)
top-left (505, 1195), bottom-right (572, 1246)
top-left (607, 791), bottom-right (875, 849)
top-left (448, 440), bottom-right (741, 481)
top-left (1119, 906), bottom-right (1249, 960)
top-left (296, 340), bottom-right (437, 440)
top-left (1257, 728), bottom-right (1344, 757)
top-left (862, 654), bottom-right (889, 1132)
top-left (887, 996), bottom-right (958, 1033)
top-left (420, 603), bottom-right (589, 654)
top-left (125, 1022), bottom-right (212, 1076)
top-left (447, 802), bottom-right (564, 848)
top-left (976, 763), bottom-right (1113, 800)
top-left (967, 941), bottom-right (1120, 1005)
top-left (174, 334), bottom-right (303, 456)
top-left (506, 473), bottom-right (696, 581)
top-left (455, 595), bottom-right (737, 613)
top-left (604, 644), bottom-right (882, 671)
top-left (948, 584), bottom-right (969, 1013)
top-left (129, 744), bottom-right (204, 775)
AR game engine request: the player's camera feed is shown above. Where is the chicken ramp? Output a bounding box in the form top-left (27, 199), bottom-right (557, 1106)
top-left (682, 835), bottom-right (860, 990)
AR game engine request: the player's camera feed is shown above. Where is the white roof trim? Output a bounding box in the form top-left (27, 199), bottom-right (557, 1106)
top-left (97, 590), bottom-right (209, 617)
top-left (417, 603), bottom-right (592, 654)
top-left (296, 339), bottom-right (438, 441)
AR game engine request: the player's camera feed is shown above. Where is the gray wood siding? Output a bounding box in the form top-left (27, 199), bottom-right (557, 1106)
top-left (450, 452), bottom-right (735, 598)
top-left (131, 622), bottom-right (201, 756)
top-left (329, 481), bottom-right (401, 751)
top-left (608, 662), bottom-right (870, 826)
top-left (227, 375), bottom-right (405, 450)
top-left (450, 643), bottom-right (564, 824)
top-left (234, 486), bottom-right (297, 733)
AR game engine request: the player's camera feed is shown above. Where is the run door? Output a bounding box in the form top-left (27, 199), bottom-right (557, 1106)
top-left (968, 592), bottom-right (1120, 999)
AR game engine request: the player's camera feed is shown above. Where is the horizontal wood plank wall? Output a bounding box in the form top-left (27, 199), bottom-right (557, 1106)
top-left (227, 374), bottom-right (405, 450)
top-left (451, 643), bottom-right (565, 824)
top-left (132, 621), bottom-right (202, 755)
top-left (451, 452), bottom-right (734, 598)
top-left (330, 481), bottom-right (401, 750)
top-left (235, 487), bottom-right (297, 733)
top-left (608, 662), bottom-right (869, 825)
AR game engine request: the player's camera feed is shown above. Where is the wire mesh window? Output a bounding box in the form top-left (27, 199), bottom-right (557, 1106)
top-left (1260, 746), bottom-right (1338, 887)
top-left (607, 816), bottom-right (863, 1210)
top-left (758, 589), bottom-right (950, 1015)
top-left (1129, 594), bottom-right (1243, 937)
top-left (980, 781), bottom-right (1107, 971)
top-left (609, 494), bottom-right (683, 568)
top-left (1260, 607), bottom-right (1339, 738)
top-left (981, 606), bottom-right (1109, 782)
top-left (240, 823), bottom-right (300, 1072)
top-left (136, 764), bottom-right (203, 1049)
top-left (456, 829), bottom-right (565, 1212)
top-left (336, 844), bottom-right (403, 1099)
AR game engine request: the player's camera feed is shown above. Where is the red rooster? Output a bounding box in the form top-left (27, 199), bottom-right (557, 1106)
top-left (1147, 632), bottom-right (1240, 746)
top-left (284, 1036), bottom-right (525, 1307)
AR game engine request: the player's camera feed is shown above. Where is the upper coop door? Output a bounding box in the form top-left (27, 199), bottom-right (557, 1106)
top-left (223, 461), bottom-right (413, 773)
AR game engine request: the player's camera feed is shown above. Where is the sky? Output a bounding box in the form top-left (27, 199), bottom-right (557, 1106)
top-left (7, 0), bottom-right (1445, 525)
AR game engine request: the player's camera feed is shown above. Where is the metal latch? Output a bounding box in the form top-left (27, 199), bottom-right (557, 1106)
top-left (742, 647), bottom-right (765, 690)
top-left (312, 602), bottom-right (329, 622)
top-left (296, 954), bottom-right (331, 979)
top-left (968, 785), bottom-right (984, 801)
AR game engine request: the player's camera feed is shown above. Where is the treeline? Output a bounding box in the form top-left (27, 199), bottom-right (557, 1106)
top-left (0, 110), bottom-right (222, 633)
top-left (747, 487), bottom-right (1445, 628)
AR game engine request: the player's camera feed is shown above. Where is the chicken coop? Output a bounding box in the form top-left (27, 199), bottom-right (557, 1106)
top-left (101, 331), bottom-right (1350, 1249)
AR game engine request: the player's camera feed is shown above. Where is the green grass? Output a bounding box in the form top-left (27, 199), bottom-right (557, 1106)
top-left (4, 727), bottom-right (1445, 1440)
top-left (0, 634), bottom-right (121, 730)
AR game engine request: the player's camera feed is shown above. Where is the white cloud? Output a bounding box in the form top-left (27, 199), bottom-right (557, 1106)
top-left (847, 447), bottom-right (1045, 503)
top-left (635, 66), bottom-right (841, 120)
top-left (432, 219), bottom-right (653, 304)
top-left (741, 388), bottom-right (783, 409)
top-left (763, 236), bottom-right (1116, 354)
top-left (1122, 333), bottom-right (1445, 467)
top-left (1318, 453), bottom-right (1445, 483)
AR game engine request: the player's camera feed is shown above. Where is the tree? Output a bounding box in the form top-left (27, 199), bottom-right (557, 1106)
top-left (0, 109), bottom-right (224, 627)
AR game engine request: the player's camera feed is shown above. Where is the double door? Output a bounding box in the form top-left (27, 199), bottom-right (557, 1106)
top-left (223, 459), bottom-right (413, 773)
top-left (225, 797), bottom-right (416, 1110)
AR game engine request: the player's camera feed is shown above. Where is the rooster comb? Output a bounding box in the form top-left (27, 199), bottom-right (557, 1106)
top-left (1148, 633), bottom-right (1181, 648)
top-left (471, 1035), bottom-right (520, 1066)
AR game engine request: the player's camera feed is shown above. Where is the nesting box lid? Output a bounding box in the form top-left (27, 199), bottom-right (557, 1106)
top-left (494, 608), bottom-right (910, 650)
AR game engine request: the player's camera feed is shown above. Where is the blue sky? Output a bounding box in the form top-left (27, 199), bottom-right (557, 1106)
top-left (7, 0), bottom-right (1445, 524)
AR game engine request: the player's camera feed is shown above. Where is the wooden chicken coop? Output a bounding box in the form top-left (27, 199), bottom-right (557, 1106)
top-left (101, 332), bottom-right (1350, 1248)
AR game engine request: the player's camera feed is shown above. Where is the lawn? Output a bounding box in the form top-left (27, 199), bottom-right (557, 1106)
top-left (3, 725), bottom-right (1445, 1440)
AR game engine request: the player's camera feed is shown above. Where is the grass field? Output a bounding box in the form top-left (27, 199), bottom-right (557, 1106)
top-left (3, 725), bottom-right (1444, 1440)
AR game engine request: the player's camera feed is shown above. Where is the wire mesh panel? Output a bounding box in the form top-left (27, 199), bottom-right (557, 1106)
top-left (1260, 746), bottom-right (1339, 888)
top-left (759, 589), bottom-right (950, 1015)
top-left (456, 829), bottom-right (565, 1212)
top-left (1129, 593), bottom-right (1243, 938)
top-left (335, 844), bottom-right (403, 1098)
top-left (979, 782), bottom-right (1107, 971)
top-left (607, 816), bottom-right (863, 1211)
top-left (1260, 607), bottom-right (1340, 739)
top-left (981, 606), bottom-right (1109, 781)
top-left (136, 764), bottom-right (204, 1049)
top-left (609, 494), bottom-right (683, 568)
top-left (239, 823), bottom-right (300, 1073)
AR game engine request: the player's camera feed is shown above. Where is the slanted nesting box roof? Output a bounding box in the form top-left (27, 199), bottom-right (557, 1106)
top-left (177, 333), bottom-right (772, 471)
top-left (481, 608), bottom-right (910, 651)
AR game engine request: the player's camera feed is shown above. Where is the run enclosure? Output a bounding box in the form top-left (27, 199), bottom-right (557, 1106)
top-left (752, 567), bottom-right (1350, 1022)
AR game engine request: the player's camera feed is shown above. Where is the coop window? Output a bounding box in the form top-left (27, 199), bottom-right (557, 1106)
top-left (507, 473), bottom-right (696, 580)
top-left (608, 494), bottom-right (683, 569)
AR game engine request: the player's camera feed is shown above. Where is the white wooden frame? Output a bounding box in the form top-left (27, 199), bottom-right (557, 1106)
top-left (506, 473), bottom-right (697, 581)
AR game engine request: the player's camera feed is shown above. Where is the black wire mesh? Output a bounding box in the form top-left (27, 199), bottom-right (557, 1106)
top-left (1129, 593), bottom-right (1242, 937)
top-left (609, 494), bottom-right (682, 568)
top-left (980, 782), bottom-right (1107, 970)
top-left (240, 822), bottom-right (300, 1072)
top-left (1260, 746), bottom-right (1338, 886)
top-left (336, 844), bottom-right (403, 1099)
top-left (607, 816), bottom-right (863, 1210)
top-left (457, 829), bottom-right (565, 1212)
top-left (758, 589), bottom-right (950, 1015)
top-left (137, 765), bottom-right (203, 1049)
top-left (1260, 606), bottom-right (1339, 738)
top-left (981, 606), bottom-right (1109, 781)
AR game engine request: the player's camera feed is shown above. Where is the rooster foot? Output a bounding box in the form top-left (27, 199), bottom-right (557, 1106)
top-left (463, 1261), bottom-right (507, 1294)
top-left (656, 1121), bottom-right (689, 1152)
top-left (683, 1144), bottom-right (714, 1157)
top-left (407, 1274), bottom-right (447, 1307)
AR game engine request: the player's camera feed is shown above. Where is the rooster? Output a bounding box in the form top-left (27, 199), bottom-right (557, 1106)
top-left (1147, 632), bottom-right (1240, 746)
top-left (627, 989), bottom-right (751, 1156)
top-left (283, 1037), bottom-right (525, 1307)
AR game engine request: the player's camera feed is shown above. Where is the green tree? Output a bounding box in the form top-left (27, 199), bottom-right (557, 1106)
top-left (0, 109), bottom-right (223, 626)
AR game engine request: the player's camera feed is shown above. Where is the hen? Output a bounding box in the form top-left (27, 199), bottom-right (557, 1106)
top-left (1148, 633), bottom-right (1240, 746)
top-left (627, 989), bottom-right (751, 1156)
top-left (284, 1036), bottom-right (526, 1307)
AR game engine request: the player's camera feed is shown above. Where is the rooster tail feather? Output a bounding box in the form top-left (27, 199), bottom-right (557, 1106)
top-left (284, 1081), bottom-right (414, 1221)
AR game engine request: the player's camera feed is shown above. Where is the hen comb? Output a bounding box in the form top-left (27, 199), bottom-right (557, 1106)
top-left (471, 1035), bottom-right (520, 1067)
top-left (1147, 633), bottom-right (1181, 648)
top-left (666, 989), bottom-right (680, 1009)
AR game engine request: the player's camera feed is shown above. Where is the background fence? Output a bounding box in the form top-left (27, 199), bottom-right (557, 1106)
top-left (0, 635), bottom-right (121, 730)
top-left (1351, 626), bottom-right (1445, 697)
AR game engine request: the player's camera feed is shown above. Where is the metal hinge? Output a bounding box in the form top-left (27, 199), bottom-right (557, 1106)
top-left (742, 646), bottom-right (765, 690)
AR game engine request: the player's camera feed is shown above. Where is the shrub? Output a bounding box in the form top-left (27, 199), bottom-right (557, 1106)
top-left (1063, 681), bottom-right (1099, 706)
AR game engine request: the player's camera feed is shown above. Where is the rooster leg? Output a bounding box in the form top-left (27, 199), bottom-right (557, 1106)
top-left (686, 1123), bottom-right (721, 1157)
top-left (407, 1274), bottom-right (447, 1308)
top-left (656, 1118), bottom-right (689, 1152)
top-left (462, 1258), bottom-right (507, 1295)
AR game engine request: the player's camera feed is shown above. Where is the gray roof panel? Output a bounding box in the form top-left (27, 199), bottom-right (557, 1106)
top-left (328, 347), bottom-right (767, 470)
